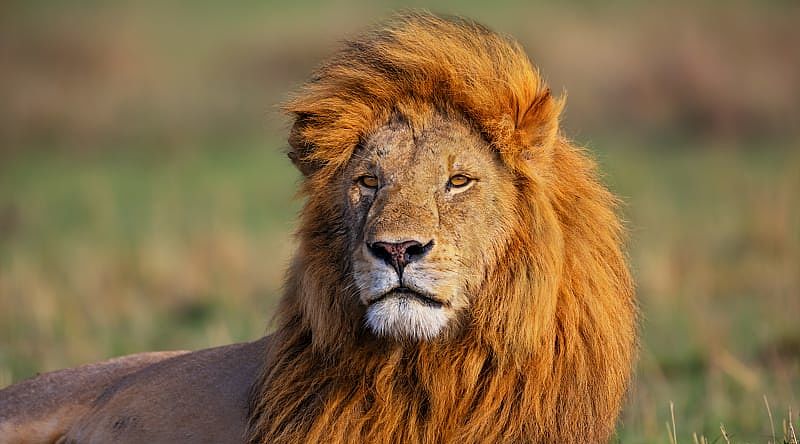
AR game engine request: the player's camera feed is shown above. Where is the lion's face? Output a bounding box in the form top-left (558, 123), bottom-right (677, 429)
top-left (342, 111), bottom-right (518, 341)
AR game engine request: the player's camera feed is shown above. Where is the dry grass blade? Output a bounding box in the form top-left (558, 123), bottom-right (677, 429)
top-left (764, 395), bottom-right (776, 444)
top-left (669, 401), bottom-right (678, 444)
top-left (788, 406), bottom-right (798, 444)
top-left (719, 423), bottom-right (731, 444)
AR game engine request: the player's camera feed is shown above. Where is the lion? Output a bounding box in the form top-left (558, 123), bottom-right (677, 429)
top-left (0, 13), bottom-right (637, 444)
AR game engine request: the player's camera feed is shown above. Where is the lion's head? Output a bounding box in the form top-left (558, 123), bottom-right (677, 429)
top-left (249, 13), bottom-right (636, 443)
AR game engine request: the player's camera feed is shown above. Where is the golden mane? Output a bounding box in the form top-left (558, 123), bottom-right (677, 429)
top-left (247, 13), bottom-right (637, 443)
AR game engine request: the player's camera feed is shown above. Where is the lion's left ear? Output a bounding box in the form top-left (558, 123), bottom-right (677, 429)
top-left (515, 89), bottom-right (564, 155)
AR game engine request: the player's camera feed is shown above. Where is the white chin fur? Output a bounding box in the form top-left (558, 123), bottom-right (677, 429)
top-left (365, 297), bottom-right (449, 341)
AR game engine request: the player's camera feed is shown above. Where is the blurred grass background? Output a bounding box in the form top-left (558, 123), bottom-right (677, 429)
top-left (0, 1), bottom-right (798, 442)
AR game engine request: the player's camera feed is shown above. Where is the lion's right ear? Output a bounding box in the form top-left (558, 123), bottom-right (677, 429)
top-left (287, 149), bottom-right (320, 177)
top-left (287, 118), bottom-right (322, 177)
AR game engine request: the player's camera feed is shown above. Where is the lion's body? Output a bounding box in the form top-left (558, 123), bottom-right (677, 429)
top-left (0, 13), bottom-right (637, 444)
top-left (61, 339), bottom-right (267, 443)
top-left (0, 341), bottom-right (266, 444)
top-left (0, 351), bottom-right (188, 443)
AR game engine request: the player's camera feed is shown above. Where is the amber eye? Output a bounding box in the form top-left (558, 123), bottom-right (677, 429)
top-left (358, 175), bottom-right (379, 189)
top-left (448, 174), bottom-right (473, 188)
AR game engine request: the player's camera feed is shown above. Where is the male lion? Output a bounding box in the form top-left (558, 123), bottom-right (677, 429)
top-left (0, 13), bottom-right (637, 443)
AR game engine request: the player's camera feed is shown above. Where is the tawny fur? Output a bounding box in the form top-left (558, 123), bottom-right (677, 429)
top-left (247, 13), bottom-right (637, 444)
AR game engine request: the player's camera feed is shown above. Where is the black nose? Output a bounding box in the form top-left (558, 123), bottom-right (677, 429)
top-left (367, 240), bottom-right (433, 277)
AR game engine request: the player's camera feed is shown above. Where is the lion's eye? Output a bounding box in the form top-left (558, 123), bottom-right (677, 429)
top-left (358, 175), bottom-right (379, 189)
top-left (448, 174), bottom-right (473, 188)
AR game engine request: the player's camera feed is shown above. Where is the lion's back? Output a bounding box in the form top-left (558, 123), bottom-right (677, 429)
top-left (62, 338), bottom-right (267, 444)
top-left (0, 351), bottom-right (188, 444)
top-left (0, 338), bottom-right (269, 444)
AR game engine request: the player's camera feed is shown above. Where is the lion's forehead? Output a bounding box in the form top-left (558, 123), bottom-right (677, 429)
top-left (359, 113), bottom-right (495, 182)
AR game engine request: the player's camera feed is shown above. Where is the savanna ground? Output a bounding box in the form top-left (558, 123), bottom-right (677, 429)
top-left (0, 2), bottom-right (798, 442)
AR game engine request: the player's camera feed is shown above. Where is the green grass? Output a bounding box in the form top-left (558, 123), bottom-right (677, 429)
top-left (0, 139), bottom-right (300, 381)
top-left (601, 143), bottom-right (800, 442)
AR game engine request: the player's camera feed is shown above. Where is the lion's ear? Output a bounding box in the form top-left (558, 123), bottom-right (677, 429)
top-left (288, 117), bottom-right (323, 177)
top-left (287, 150), bottom-right (320, 177)
top-left (516, 89), bottom-right (564, 153)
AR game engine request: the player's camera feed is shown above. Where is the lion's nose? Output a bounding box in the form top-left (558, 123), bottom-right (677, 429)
top-left (367, 239), bottom-right (433, 277)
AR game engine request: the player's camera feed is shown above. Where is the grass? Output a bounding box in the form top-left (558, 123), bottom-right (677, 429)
top-left (0, 139), bottom-right (299, 381)
top-left (603, 143), bottom-right (800, 442)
